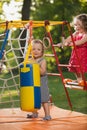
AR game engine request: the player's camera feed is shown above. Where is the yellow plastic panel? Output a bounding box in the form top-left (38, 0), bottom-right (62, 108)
top-left (33, 64), bottom-right (40, 86)
top-left (20, 87), bottom-right (34, 112)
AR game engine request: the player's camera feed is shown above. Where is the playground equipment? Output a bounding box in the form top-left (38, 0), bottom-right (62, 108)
top-left (44, 20), bottom-right (87, 91)
top-left (0, 20), bottom-right (87, 111)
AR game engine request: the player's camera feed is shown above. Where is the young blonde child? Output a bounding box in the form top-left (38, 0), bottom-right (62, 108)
top-left (59, 14), bottom-right (87, 82)
top-left (27, 39), bottom-right (51, 121)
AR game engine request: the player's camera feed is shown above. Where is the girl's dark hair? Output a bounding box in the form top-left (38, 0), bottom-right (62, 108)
top-left (76, 13), bottom-right (87, 32)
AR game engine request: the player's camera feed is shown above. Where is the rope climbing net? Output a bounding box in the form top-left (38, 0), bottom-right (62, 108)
top-left (0, 27), bottom-right (26, 108)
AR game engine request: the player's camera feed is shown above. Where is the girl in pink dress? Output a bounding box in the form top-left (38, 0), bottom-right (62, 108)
top-left (64, 14), bottom-right (87, 82)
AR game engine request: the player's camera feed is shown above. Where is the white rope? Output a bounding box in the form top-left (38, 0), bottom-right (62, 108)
top-left (0, 27), bottom-right (27, 109)
top-left (23, 25), bottom-right (30, 58)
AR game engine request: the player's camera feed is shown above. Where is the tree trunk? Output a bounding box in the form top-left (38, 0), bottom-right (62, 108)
top-left (22, 0), bottom-right (31, 20)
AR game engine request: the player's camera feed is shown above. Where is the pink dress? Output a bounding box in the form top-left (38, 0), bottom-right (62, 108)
top-left (68, 33), bottom-right (87, 73)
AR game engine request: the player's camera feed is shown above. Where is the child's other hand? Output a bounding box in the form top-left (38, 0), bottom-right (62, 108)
top-left (64, 42), bottom-right (69, 46)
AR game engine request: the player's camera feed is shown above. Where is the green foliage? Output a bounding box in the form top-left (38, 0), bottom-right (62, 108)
top-left (79, 0), bottom-right (87, 13)
top-left (31, 0), bottom-right (81, 21)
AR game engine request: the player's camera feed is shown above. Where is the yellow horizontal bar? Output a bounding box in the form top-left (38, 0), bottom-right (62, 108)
top-left (0, 20), bottom-right (67, 29)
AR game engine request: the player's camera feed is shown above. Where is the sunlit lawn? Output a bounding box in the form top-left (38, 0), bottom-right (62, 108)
top-left (48, 73), bottom-right (87, 114)
top-left (0, 71), bottom-right (87, 114)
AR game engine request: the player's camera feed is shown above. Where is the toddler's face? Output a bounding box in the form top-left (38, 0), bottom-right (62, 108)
top-left (32, 43), bottom-right (43, 59)
top-left (73, 18), bottom-right (84, 33)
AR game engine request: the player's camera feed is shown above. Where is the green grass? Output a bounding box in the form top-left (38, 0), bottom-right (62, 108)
top-left (48, 72), bottom-right (87, 114)
top-left (0, 71), bottom-right (87, 114)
